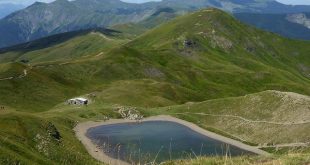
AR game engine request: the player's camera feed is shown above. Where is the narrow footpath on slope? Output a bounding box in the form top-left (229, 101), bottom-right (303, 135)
top-left (173, 112), bottom-right (310, 148)
top-left (174, 112), bottom-right (310, 125)
top-left (0, 69), bottom-right (28, 81)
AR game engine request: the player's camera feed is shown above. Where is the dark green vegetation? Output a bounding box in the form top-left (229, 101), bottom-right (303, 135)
top-left (235, 12), bottom-right (310, 40)
top-left (2, 0), bottom-right (310, 48)
top-left (0, 113), bottom-right (98, 165)
top-left (0, 8), bottom-right (309, 164)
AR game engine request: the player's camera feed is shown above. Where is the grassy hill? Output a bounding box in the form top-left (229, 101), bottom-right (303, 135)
top-left (153, 90), bottom-right (310, 145)
top-left (127, 8), bottom-right (310, 97)
top-left (0, 8), bottom-right (309, 164)
top-left (0, 28), bottom-right (127, 64)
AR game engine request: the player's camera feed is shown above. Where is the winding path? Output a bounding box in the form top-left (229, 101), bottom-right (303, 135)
top-left (174, 112), bottom-right (310, 148)
top-left (260, 142), bottom-right (310, 148)
top-left (174, 112), bottom-right (310, 125)
top-left (0, 69), bottom-right (28, 81)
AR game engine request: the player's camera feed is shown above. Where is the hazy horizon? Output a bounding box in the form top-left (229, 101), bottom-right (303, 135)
top-left (1, 0), bottom-right (310, 6)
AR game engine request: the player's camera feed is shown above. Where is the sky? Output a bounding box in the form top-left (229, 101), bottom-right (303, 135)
top-left (0, 0), bottom-right (310, 6)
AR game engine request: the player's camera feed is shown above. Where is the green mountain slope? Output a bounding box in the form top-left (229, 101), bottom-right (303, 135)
top-left (127, 8), bottom-right (310, 97)
top-left (0, 30), bottom-right (203, 112)
top-left (0, 8), bottom-right (309, 112)
top-left (155, 90), bottom-right (310, 145)
top-left (0, 28), bottom-right (125, 64)
top-left (0, 8), bottom-right (309, 164)
top-left (0, 111), bottom-right (111, 165)
top-left (0, 29), bottom-right (131, 112)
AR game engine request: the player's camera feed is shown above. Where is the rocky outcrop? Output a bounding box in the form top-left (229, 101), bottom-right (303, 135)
top-left (198, 30), bottom-right (233, 51)
top-left (286, 13), bottom-right (310, 29)
top-left (45, 122), bottom-right (61, 141)
top-left (144, 67), bottom-right (165, 79)
top-left (115, 106), bottom-right (143, 120)
top-left (34, 122), bottom-right (62, 156)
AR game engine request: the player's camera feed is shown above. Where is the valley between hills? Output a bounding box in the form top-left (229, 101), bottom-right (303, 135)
top-left (0, 8), bottom-right (309, 165)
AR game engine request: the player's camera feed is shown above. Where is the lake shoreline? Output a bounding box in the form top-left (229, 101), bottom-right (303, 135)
top-left (74, 115), bottom-right (270, 165)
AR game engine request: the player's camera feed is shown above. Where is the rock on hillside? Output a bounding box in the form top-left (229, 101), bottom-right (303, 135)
top-left (286, 13), bottom-right (310, 29)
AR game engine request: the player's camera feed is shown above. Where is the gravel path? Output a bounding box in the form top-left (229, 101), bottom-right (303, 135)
top-left (174, 112), bottom-right (310, 125)
top-left (260, 142), bottom-right (310, 148)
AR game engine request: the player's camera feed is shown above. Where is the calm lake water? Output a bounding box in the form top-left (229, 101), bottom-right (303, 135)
top-left (87, 121), bottom-right (252, 164)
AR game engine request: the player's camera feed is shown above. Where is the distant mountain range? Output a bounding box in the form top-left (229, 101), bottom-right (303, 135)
top-left (0, 3), bottom-right (25, 19)
top-left (235, 12), bottom-right (310, 40)
top-left (1, 0), bottom-right (310, 48)
top-left (156, 0), bottom-right (310, 13)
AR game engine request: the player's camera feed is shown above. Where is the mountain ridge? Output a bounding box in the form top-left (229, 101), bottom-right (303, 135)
top-left (235, 12), bottom-right (310, 40)
top-left (0, 27), bottom-right (120, 54)
top-left (1, 0), bottom-right (310, 48)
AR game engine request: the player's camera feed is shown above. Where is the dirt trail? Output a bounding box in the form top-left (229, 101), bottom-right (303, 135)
top-left (0, 69), bottom-right (28, 81)
top-left (174, 112), bottom-right (310, 148)
top-left (0, 56), bottom-right (99, 81)
top-left (259, 142), bottom-right (310, 148)
top-left (0, 77), bottom-right (14, 81)
top-left (90, 32), bottom-right (112, 40)
top-left (174, 112), bottom-right (310, 125)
